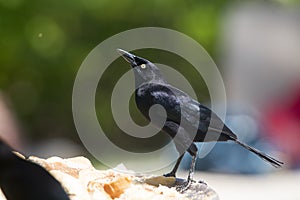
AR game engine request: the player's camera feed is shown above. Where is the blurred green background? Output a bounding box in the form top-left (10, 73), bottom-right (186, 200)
top-left (0, 0), bottom-right (237, 142)
top-left (1, 0), bottom-right (300, 161)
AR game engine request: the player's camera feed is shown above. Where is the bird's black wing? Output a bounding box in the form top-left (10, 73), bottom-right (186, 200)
top-left (147, 83), bottom-right (237, 141)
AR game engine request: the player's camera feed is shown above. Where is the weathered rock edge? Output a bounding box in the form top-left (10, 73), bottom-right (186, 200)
top-left (0, 155), bottom-right (219, 200)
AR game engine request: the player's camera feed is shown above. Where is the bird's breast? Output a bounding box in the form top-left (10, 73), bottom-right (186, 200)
top-left (135, 84), bottom-right (181, 122)
top-left (135, 90), bottom-right (152, 119)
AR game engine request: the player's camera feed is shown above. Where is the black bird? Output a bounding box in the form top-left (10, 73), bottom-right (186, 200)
top-left (117, 49), bottom-right (283, 189)
top-left (0, 138), bottom-right (70, 200)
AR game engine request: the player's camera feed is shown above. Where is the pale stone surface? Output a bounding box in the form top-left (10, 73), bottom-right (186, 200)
top-left (0, 155), bottom-right (219, 200)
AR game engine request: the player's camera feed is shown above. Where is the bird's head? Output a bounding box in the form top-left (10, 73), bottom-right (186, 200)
top-left (117, 49), bottom-right (165, 85)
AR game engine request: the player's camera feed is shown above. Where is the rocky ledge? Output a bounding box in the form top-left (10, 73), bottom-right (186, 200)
top-left (0, 155), bottom-right (219, 200)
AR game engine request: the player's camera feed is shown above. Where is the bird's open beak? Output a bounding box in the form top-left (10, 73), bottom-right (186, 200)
top-left (117, 49), bottom-right (137, 66)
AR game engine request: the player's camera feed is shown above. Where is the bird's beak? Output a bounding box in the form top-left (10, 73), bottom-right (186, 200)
top-left (117, 49), bottom-right (137, 66)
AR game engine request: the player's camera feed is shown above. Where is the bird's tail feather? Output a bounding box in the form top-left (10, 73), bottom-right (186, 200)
top-left (234, 139), bottom-right (283, 168)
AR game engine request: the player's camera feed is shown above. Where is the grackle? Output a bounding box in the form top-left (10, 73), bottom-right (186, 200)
top-left (0, 138), bottom-right (70, 200)
top-left (117, 49), bottom-right (283, 190)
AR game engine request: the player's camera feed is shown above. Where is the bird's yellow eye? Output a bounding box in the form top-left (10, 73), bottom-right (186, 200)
top-left (140, 64), bottom-right (146, 69)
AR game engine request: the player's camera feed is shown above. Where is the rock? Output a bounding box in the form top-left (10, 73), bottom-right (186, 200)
top-left (144, 176), bottom-right (176, 187)
top-left (0, 155), bottom-right (219, 200)
top-left (142, 176), bottom-right (219, 200)
top-left (182, 181), bottom-right (219, 200)
top-left (103, 176), bottom-right (131, 199)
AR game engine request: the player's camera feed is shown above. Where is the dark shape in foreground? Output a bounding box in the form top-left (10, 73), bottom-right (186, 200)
top-left (117, 49), bottom-right (283, 191)
top-left (0, 138), bottom-right (70, 200)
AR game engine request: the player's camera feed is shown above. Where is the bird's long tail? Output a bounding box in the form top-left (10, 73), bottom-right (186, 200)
top-left (234, 139), bottom-right (283, 168)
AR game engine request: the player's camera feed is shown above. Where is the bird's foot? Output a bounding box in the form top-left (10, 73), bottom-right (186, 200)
top-left (175, 179), bottom-right (195, 193)
top-left (163, 172), bottom-right (176, 177)
top-left (198, 179), bottom-right (207, 185)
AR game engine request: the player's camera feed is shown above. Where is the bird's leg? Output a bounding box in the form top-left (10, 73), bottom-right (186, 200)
top-left (187, 152), bottom-right (197, 183)
top-left (176, 144), bottom-right (198, 192)
top-left (164, 154), bottom-right (184, 177)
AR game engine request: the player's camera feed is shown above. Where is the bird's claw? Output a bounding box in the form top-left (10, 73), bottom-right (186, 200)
top-left (198, 179), bottom-right (207, 185)
top-left (163, 172), bottom-right (176, 177)
top-left (175, 179), bottom-right (193, 192)
top-left (175, 178), bottom-right (198, 193)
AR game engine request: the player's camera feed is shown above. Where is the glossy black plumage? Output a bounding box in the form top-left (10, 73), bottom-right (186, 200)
top-left (0, 139), bottom-right (70, 200)
top-left (117, 49), bottom-right (283, 185)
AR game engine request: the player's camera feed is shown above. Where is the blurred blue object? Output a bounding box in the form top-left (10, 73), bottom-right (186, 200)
top-left (180, 110), bottom-right (280, 174)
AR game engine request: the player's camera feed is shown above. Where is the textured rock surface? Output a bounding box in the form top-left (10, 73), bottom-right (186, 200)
top-left (0, 155), bottom-right (219, 200)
